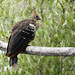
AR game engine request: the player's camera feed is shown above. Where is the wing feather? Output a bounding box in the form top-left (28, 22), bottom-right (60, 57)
top-left (6, 20), bottom-right (35, 58)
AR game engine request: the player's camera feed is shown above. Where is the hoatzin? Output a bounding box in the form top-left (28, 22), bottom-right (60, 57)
top-left (6, 12), bottom-right (41, 68)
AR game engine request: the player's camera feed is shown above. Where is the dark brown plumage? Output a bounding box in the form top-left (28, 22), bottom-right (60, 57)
top-left (6, 12), bottom-right (41, 68)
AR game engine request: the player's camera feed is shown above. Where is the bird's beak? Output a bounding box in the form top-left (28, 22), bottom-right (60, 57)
top-left (38, 17), bottom-right (41, 20)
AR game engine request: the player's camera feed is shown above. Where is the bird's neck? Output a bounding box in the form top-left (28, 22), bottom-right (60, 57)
top-left (35, 20), bottom-right (40, 30)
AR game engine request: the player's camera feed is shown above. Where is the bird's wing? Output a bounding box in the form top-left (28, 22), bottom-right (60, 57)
top-left (6, 22), bottom-right (35, 58)
top-left (11, 20), bottom-right (28, 35)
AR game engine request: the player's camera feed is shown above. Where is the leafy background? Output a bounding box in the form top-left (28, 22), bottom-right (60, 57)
top-left (0, 0), bottom-right (75, 75)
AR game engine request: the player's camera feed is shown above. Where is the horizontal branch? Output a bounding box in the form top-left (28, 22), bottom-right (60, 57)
top-left (0, 41), bottom-right (8, 51)
top-left (0, 40), bottom-right (75, 56)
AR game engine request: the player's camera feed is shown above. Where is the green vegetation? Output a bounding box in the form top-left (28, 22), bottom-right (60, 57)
top-left (0, 0), bottom-right (75, 75)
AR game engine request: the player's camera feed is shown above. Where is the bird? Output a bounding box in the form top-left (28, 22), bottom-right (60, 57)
top-left (6, 11), bottom-right (41, 69)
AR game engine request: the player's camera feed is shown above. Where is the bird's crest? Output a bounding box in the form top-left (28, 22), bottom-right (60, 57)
top-left (32, 11), bottom-right (38, 17)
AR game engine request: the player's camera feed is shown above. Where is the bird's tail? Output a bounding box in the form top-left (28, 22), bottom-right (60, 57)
top-left (10, 56), bottom-right (18, 70)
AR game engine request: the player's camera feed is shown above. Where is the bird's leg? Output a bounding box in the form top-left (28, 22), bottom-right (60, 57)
top-left (20, 44), bottom-right (30, 53)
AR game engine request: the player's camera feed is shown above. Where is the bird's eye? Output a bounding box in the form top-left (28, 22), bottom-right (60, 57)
top-left (34, 16), bottom-right (38, 19)
top-left (34, 16), bottom-right (41, 20)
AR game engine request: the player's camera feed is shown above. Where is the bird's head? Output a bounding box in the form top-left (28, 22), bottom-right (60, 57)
top-left (32, 11), bottom-right (41, 21)
top-left (31, 11), bottom-right (41, 30)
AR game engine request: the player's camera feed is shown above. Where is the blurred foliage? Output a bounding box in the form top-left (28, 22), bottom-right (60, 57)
top-left (0, 0), bottom-right (75, 75)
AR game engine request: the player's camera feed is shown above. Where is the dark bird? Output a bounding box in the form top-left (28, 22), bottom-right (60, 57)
top-left (6, 12), bottom-right (41, 69)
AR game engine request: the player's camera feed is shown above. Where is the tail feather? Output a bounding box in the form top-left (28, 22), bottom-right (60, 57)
top-left (10, 56), bottom-right (18, 67)
top-left (9, 56), bottom-right (18, 71)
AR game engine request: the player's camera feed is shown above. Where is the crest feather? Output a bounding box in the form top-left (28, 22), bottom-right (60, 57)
top-left (32, 11), bottom-right (38, 18)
